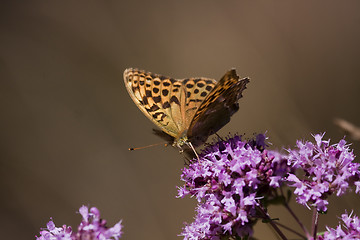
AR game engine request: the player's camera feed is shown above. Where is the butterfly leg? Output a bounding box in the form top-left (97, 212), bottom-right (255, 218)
top-left (215, 132), bottom-right (225, 141)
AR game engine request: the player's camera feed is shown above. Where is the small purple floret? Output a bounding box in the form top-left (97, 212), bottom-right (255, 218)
top-left (319, 211), bottom-right (360, 239)
top-left (36, 206), bottom-right (123, 240)
top-left (286, 133), bottom-right (360, 212)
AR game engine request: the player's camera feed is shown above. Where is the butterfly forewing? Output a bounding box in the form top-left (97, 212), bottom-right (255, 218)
top-left (180, 77), bottom-right (217, 133)
top-left (124, 68), bottom-right (179, 137)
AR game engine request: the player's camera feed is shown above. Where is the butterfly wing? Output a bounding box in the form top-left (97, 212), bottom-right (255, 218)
top-left (124, 68), bottom-right (218, 144)
top-left (177, 77), bottom-right (217, 139)
top-left (187, 69), bottom-right (249, 146)
top-left (124, 68), bottom-right (182, 138)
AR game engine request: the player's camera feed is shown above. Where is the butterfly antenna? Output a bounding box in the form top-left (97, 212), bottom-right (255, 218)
top-left (186, 142), bottom-right (200, 161)
top-left (129, 142), bottom-right (168, 151)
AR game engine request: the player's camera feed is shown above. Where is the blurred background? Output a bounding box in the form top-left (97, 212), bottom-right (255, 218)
top-left (1, 1), bottom-right (360, 239)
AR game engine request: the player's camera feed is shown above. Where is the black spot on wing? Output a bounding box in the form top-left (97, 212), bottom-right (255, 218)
top-left (206, 80), bottom-right (214, 84)
top-left (162, 89), bottom-right (169, 96)
top-left (170, 96), bottom-right (180, 105)
top-left (186, 99), bottom-right (203, 106)
top-left (189, 99), bottom-right (202, 102)
top-left (163, 101), bottom-right (170, 108)
top-left (149, 105), bottom-right (160, 112)
top-left (152, 112), bottom-right (161, 118)
top-left (153, 96), bottom-right (161, 103)
top-left (159, 112), bottom-right (167, 121)
top-left (152, 112), bottom-right (167, 122)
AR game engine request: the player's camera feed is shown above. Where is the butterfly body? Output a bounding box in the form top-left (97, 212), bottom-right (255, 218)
top-left (124, 68), bottom-right (249, 149)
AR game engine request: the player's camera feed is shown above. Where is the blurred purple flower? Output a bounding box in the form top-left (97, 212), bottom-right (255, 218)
top-left (286, 133), bottom-right (360, 212)
top-left (319, 211), bottom-right (360, 239)
top-left (178, 134), bottom-right (292, 239)
top-left (36, 206), bottom-right (123, 240)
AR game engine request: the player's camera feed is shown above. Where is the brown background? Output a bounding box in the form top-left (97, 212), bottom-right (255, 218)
top-left (1, 1), bottom-right (360, 239)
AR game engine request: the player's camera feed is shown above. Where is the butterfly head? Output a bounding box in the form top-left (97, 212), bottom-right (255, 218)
top-left (173, 135), bottom-right (201, 160)
top-left (173, 133), bottom-right (188, 149)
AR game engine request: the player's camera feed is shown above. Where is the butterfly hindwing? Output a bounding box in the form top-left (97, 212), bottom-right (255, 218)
top-left (187, 69), bottom-right (249, 146)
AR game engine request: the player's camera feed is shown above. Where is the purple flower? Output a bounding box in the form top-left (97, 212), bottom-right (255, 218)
top-left (286, 133), bottom-right (360, 212)
top-left (36, 206), bottom-right (123, 240)
top-left (318, 211), bottom-right (360, 239)
top-left (178, 134), bottom-right (292, 239)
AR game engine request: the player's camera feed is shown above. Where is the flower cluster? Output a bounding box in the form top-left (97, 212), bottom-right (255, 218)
top-left (36, 206), bottom-right (122, 240)
top-left (286, 133), bottom-right (360, 212)
top-left (178, 134), bottom-right (292, 239)
top-left (36, 133), bottom-right (359, 240)
top-left (319, 211), bottom-right (360, 239)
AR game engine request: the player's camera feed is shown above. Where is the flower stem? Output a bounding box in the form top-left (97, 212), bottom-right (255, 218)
top-left (257, 204), bottom-right (288, 240)
top-left (311, 208), bottom-right (319, 240)
top-left (283, 203), bottom-right (311, 239)
top-left (273, 221), bottom-right (306, 239)
top-left (280, 188), bottom-right (311, 239)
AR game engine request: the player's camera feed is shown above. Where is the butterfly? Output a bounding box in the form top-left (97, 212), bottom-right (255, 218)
top-left (124, 68), bottom-right (249, 152)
